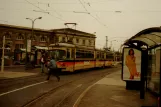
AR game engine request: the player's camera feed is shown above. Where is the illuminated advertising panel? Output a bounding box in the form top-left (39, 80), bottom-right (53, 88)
top-left (122, 48), bottom-right (141, 81)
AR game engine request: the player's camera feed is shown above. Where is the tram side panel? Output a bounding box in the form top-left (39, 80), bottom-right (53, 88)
top-left (75, 49), bottom-right (95, 70)
top-left (95, 51), bottom-right (105, 68)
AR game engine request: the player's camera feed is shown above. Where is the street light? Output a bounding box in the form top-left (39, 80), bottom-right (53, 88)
top-left (25, 17), bottom-right (42, 68)
top-left (26, 17), bottom-right (42, 40)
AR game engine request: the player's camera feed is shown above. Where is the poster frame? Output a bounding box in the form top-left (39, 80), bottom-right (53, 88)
top-left (121, 47), bottom-right (142, 81)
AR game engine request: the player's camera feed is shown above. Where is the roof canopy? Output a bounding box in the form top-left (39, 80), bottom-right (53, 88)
top-left (124, 27), bottom-right (161, 49)
top-left (34, 46), bottom-right (48, 50)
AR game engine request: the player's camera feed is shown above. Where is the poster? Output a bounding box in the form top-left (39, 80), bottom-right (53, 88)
top-left (122, 48), bottom-right (141, 81)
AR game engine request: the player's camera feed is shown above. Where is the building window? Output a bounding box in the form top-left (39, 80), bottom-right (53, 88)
top-left (15, 44), bottom-right (24, 49)
top-left (89, 40), bottom-right (91, 45)
top-left (55, 36), bottom-right (59, 43)
top-left (62, 37), bottom-right (66, 42)
top-left (30, 35), bottom-right (36, 41)
top-left (83, 40), bottom-right (85, 45)
top-left (76, 38), bottom-right (79, 43)
top-left (5, 32), bottom-right (11, 39)
top-left (17, 33), bottom-right (24, 40)
top-left (40, 36), bottom-right (46, 42)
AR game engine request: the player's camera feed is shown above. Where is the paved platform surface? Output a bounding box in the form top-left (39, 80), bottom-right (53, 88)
top-left (77, 70), bottom-right (158, 107)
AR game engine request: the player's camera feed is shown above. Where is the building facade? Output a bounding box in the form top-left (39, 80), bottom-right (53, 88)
top-left (0, 24), bottom-right (96, 52)
top-left (0, 24), bottom-right (52, 52)
top-left (51, 28), bottom-right (96, 47)
top-left (0, 24), bottom-right (96, 65)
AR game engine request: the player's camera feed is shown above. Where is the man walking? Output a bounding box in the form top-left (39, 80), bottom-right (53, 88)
top-left (46, 56), bottom-right (60, 81)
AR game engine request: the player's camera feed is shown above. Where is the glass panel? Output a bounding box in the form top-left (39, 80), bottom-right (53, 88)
top-left (49, 49), bottom-right (66, 60)
top-left (67, 49), bottom-right (70, 59)
top-left (151, 32), bottom-right (161, 37)
top-left (143, 34), bottom-right (161, 45)
top-left (147, 48), bottom-right (160, 94)
top-left (132, 37), bottom-right (156, 46)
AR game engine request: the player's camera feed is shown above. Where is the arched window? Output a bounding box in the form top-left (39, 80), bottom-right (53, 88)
top-left (30, 35), bottom-right (36, 41)
top-left (40, 36), bottom-right (46, 42)
top-left (17, 33), bottom-right (24, 40)
top-left (62, 37), bottom-right (66, 42)
top-left (5, 32), bottom-right (11, 39)
top-left (82, 39), bottom-right (85, 45)
top-left (89, 40), bottom-right (91, 45)
top-left (76, 38), bottom-right (79, 43)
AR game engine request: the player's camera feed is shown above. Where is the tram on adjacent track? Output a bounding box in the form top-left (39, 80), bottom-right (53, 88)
top-left (47, 42), bottom-right (120, 72)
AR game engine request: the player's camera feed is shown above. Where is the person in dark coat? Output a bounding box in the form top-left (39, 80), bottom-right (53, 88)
top-left (46, 56), bottom-right (60, 81)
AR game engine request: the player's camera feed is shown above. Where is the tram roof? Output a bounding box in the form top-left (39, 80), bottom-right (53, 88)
top-left (123, 27), bottom-right (161, 49)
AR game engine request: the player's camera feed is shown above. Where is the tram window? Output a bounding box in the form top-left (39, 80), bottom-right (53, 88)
top-left (67, 49), bottom-right (70, 58)
top-left (97, 52), bottom-right (100, 58)
top-left (85, 51), bottom-right (93, 58)
top-left (106, 55), bottom-right (108, 59)
top-left (89, 52), bottom-right (94, 58)
top-left (49, 50), bottom-right (66, 60)
top-left (76, 50), bottom-right (83, 58)
top-left (71, 49), bottom-right (75, 58)
top-left (101, 53), bottom-right (104, 59)
top-left (90, 52), bottom-right (94, 58)
top-left (76, 51), bottom-right (80, 58)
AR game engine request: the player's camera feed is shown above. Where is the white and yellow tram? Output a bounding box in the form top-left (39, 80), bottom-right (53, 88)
top-left (47, 43), bottom-right (117, 72)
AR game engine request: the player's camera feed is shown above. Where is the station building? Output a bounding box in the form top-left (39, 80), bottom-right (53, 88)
top-left (0, 24), bottom-right (96, 65)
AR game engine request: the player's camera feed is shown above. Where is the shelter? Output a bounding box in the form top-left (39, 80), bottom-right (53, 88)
top-left (122, 27), bottom-right (161, 99)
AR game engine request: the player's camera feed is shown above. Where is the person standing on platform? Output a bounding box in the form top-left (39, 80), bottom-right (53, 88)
top-left (40, 55), bottom-right (45, 73)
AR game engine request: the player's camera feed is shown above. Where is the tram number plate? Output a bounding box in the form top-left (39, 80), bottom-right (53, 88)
top-left (84, 61), bottom-right (90, 65)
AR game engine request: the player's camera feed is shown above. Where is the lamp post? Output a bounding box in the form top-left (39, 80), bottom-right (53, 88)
top-left (26, 17), bottom-right (42, 42)
top-left (110, 40), bottom-right (117, 65)
top-left (110, 40), bottom-right (117, 51)
top-left (25, 17), bottom-right (42, 68)
top-left (1, 36), bottom-right (5, 72)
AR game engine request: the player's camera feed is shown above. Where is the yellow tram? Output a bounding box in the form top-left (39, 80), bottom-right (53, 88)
top-left (48, 43), bottom-right (117, 72)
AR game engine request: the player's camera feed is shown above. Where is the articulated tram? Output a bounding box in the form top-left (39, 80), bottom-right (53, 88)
top-left (47, 43), bottom-right (119, 72)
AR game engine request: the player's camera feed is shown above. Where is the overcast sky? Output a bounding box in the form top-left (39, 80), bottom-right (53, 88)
top-left (1, 0), bottom-right (161, 51)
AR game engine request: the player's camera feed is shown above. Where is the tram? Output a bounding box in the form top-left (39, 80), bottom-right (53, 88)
top-left (47, 42), bottom-right (118, 72)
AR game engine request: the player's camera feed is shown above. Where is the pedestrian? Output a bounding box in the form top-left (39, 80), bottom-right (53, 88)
top-left (46, 56), bottom-right (60, 81)
top-left (40, 55), bottom-right (45, 73)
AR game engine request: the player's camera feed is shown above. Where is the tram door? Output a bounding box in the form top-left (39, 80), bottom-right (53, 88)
top-left (70, 48), bottom-right (75, 71)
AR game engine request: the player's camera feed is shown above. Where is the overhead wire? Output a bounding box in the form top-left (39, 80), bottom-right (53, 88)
top-left (78, 0), bottom-right (88, 12)
top-left (33, 0), bottom-right (62, 17)
top-left (24, 0), bottom-right (66, 22)
top-left (81, 0), bottom-right (101, 22)
top-left (78, 0), bottom-right (108, 28)
top-left (24, 0), bottom-right (46, 13)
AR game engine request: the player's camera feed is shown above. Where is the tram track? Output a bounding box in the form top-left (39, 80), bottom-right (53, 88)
top-left (22, 66), bottom-right (120, 107)
top-left (0, 75), bottom-right (45, 94)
